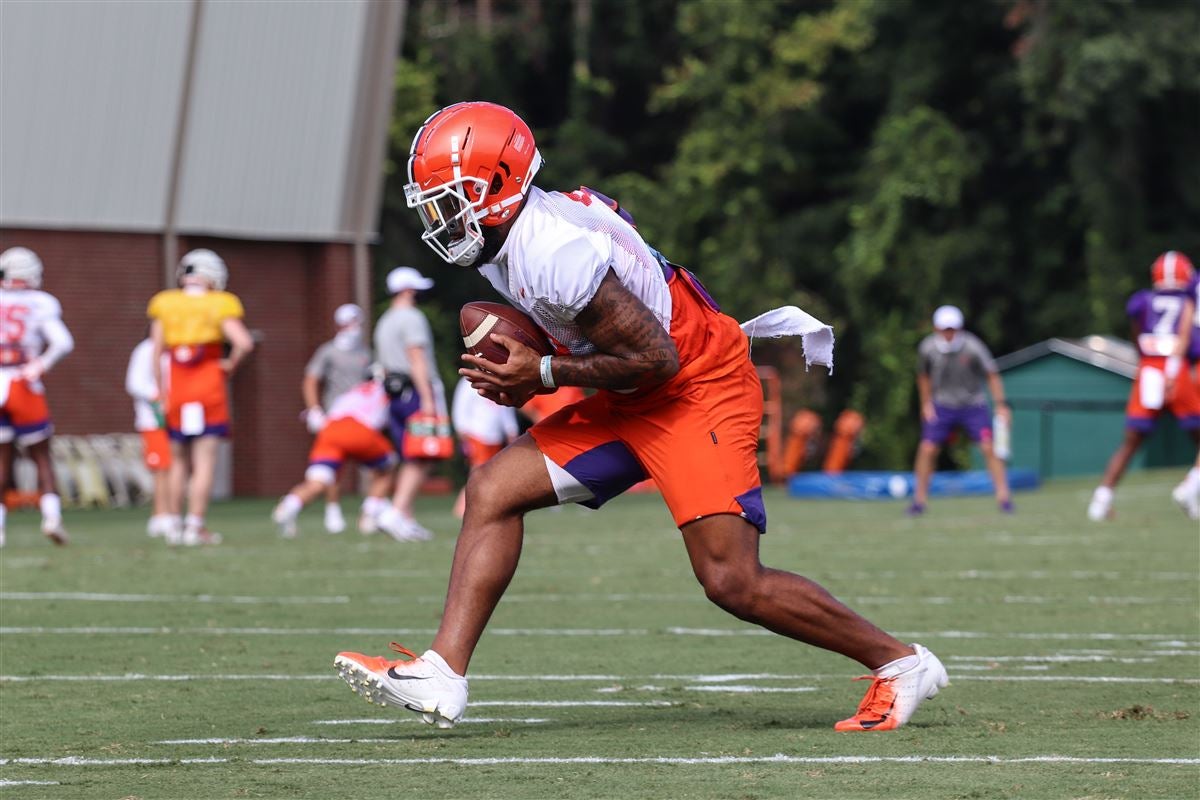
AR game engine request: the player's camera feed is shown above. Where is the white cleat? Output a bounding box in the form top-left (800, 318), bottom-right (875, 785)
top-left (377, 508), bottom-right (432, 542)
top-left (272, 504), bottom-right (298, 539)
top-left (41, 519), bottom-right (69, 546)
top-left (835, 644), bottom-right (949, 732)
top-left (1087, 487), bottom-right (1114, 522)
top-left (1170, 482), bottom-right (1200, 521)
top-left (324, 504), bottom-right (347, 534)
top-left (333, 644), bottom-right (468, 728)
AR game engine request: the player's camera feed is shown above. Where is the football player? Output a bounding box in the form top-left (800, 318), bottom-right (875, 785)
top-left (147, 249), bottom-right (254, 545)
top-left (1089, 251), bottom-right (1200, 521)
top-left (1170, 263), bottom-right (1200, 519)
top-left (334, 102), bottom-right (948, 732)
top-left (125, 336), bottom-right (173, 537)
top-left (272, 378), bottom-right (398, 539)
top-left (0, 246), bottom-right (74, 546)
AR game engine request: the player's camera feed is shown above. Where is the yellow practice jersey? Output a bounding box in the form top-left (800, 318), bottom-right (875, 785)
top-left (147, 289), bottom-right (245, 346)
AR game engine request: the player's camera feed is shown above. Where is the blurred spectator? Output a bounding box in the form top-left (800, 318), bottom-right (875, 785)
top-left (1090, 251), bottom-right (1199, 520)
top-left (451, 376), bottom-right (518, 518)
top-left (0, 247), bottom-right (74, 547)
top-left (125, 336), bottom-right (172, 538)
top-left (302, 303), bottom-right (372, 534)
top-left (147, 249), bottom-right (254, 546)
top-left (374, 266), bottom-right (448, 541)
top-left (273, 379), bottom-right (397, 538)
top-left (909, 305), bottom-right (1012, 516)
top-left (1171, 268), bottom-right (1200, 520)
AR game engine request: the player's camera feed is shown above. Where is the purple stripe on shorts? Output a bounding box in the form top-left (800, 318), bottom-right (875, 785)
top-left (308, 458), bottom-right (343, 470)
top-left (387, 392), bottom-right (422, 459)
top-left (168, 423), bottom-right (229, 441)
top-left (735, 487), bottom-right (767, 534)
top-left (563, 441), bottom-right (647, 510)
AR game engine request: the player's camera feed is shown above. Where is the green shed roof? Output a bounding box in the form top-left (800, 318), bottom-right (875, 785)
top-left (995, 336), bottom-right (1138, 379)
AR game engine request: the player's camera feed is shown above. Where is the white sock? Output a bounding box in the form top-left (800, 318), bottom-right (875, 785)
top-left (325, 501), bottom-right (342, 513)
top-left (421, 649), bottom-right (463, 679)
top-left (362, 496), bottom-right (387, 516)
top-left (873, 652), bottom-right (920, 679)
top-left (184, 513), bottom-right (204, 531)
top-left (39, 493), bottom-right (61, 524)
top-left (280, 494), bottom-right (303, 518)
top-left (1092, 486), bottom-right (1113, 504)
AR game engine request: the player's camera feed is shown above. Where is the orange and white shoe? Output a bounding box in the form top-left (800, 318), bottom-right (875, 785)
top-left (834, 644), bottom-right (948, 732)
top-left (334, 643), bottom-right (468, 729)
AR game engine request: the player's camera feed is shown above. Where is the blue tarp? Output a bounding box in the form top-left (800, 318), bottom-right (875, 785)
top-left (786, 469), bottom-right (1040, 500)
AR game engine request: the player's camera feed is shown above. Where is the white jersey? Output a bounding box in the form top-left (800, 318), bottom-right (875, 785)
top-left (451, 377), bottom-right (518, 445)
top-left (0, 288), bottom-right (73, 371)
top-left (478, 186), bottom-right (672, 355)
top-left (125, 338), bottom-right (169, 432)
top-left (327, 381), bottom-right (390, 431)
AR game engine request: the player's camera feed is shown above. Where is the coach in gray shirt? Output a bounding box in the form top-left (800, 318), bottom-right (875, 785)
top-left (302, 303), bottom-right (373, 533)
top-left (373, 267), bottom-right (447, 542)
top-left (909, 305), bottom-right (1012, 516)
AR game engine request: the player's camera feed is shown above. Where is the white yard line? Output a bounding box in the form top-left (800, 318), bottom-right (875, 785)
top-left (1, 625), bottom-right (1196, 645)
top-left (2, 673), bottom-right (1195, 685)
top-left (0, 779), bottom-right (60, 786)
top-left (1, 755), bottom-right (1197, 767)
top-left (0, 592), bottom-right (349, 604)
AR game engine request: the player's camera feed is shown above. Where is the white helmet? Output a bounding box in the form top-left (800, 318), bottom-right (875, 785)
top-left (178, 248), bottom-right (228, 290)
top-left (0, 247), bottom-right (44, 289)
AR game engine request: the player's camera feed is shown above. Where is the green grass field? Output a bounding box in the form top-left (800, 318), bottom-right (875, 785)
top-left (1, 470), bottom-right (1197, 799)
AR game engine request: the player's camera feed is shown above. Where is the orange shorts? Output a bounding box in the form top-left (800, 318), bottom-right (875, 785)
top-left (140, 428), bottom-right (172, 471)
top-left (0, 375), bottom-right (52, 445)
top-left (461, 435), bottom-right (505, 468)
top-left (166, 348), bottom-right (229, 439)
top-left (1125, 356), bottom-right (1200, 432)
top-left (529, 269), bottom-right (766, 532)
top-left (522, 387), bottom-right (586, 423)
top-left (309, 417), bottom-right (396, 471)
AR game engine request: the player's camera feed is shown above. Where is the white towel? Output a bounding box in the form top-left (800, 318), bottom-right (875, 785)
top-left (739, 306), bottom-right (835, 374)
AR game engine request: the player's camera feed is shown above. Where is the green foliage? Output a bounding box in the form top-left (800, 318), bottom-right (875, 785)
top-left (375, 0), bottom-right (1200, 469)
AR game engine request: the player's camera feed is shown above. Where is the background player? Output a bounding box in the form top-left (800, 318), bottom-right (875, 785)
top-left (1170, 260), bottom-right (1200, 519)
top-left (909, 305), bottom-right (1012, 516)
top-left (147, 249), bottom-right (254, 545)
top-left (374, 267), bottom-right (448, 541)
top-left (1088, 251), bottom-right (1199, 521)
top-left (273, 377), bottom-right (397, 538)
top-left (125, 336), bottom-right (173, 537)
top-left (302, 303), bottom-right (373, 534)
top-left (0, 246), bottom-right (75, 546)
top-left (450, 375), bottom-right (518, 518)
top-left (335, 101), bottom-right (947, 733)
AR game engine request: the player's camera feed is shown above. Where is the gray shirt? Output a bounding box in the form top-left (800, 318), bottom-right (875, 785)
top-left (375, 305), bottom-right (445, 407)
top-left (306, 339), bottom-right (373, 408)
top-left (917, 331), bottom-right (997, 408)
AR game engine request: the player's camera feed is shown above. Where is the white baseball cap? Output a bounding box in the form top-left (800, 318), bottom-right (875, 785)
top-left (386, 266), bottom-right (434, 294)
top-left (334, 303), bottom-right (363, 326)
top-left (932, 305), bottom-right (964, 330)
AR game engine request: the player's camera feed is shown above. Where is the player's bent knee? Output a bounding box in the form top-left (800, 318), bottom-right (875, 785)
top-left (304, 464), bottom-right (337, 486)
top-left (695, 563), bottom-right (765, 621)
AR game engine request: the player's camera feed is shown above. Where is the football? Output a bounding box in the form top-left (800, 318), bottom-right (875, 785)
top-left (460, 301), bottom-right (553, 364)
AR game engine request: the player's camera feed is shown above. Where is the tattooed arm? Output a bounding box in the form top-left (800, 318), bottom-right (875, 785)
top-left (459, 269), bottom-right (679, 405)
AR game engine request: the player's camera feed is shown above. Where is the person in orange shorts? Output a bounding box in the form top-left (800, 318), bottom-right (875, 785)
top-left (450, 376), bottom-right (518, 518)
top-left (272, 379), bottom-right (397, 538)
top-left (334, 102), bottom-right (947, 733)
top-left (1088, 251), bottom-right (1199, 521)
top-left (0, 246), bottom-right (75, 547)
top-left (147, 249), bottom-right (254, 546)
top-left (125, 336), bottom-right (173, 537)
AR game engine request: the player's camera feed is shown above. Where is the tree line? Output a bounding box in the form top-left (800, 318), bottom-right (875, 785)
top-left (375, 0), bottom-right (1200, 469)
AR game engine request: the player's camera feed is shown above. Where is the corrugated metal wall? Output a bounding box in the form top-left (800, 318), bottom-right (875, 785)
top-left (0, 1), bottom-right (189, 231)
top-left (1, 0), bottom-right (380, 241)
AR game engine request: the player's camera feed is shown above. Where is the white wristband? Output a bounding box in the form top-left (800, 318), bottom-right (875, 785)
top-left (540, 355), bottom-right (556, 389)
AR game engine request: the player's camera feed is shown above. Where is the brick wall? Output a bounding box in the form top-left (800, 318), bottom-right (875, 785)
top-left (0, 228), bottom-right (360, 495)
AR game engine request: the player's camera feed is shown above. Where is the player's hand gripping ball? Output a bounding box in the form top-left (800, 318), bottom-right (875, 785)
top-left (459, 302), bottom-right (553, 364)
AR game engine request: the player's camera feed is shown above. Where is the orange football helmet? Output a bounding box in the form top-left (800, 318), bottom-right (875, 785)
top-left (404, 102), bottom-right (543, 266)
top-left (1151, 250), bottom-right (1195, 289)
